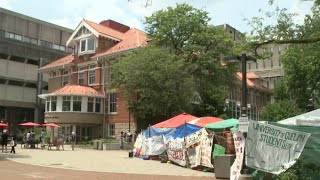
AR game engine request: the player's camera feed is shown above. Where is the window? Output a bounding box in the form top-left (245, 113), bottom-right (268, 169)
top-left (14, 34), bottom-right (22, 41)
top-left (108, 124), bottom-right (115, 137)
top-left (248, 63), bottom-right (251, 70)
top-left (95, 98), bottom-right (101, 113)
top-left (263, 60), bottom-right (266, 68)
top-left (62, 70), bottom-right (69, 86)
top-left (51, 96), bottom-right (57, 111)
top-left (78, 67), bottom-right (86, 85)
top-left (108, 93), bottom-right (117, 114)
top-left (279, 58), bottom-right (282, 66)
top-left (46, 97), bottom-right (50, 112)
top-left (271, 59), bottom-right (273, 68)
top-left (79, 38), bottom-right (95, 53)
top-left (87, 97), bottom-right (94, 112)
top-left (73, 96), bottom-right (82, 111)
top-left (62, 96), bottom-right (71, 111)
top-left (53, 44), bottom-right (60, 50)
top-left (256, 62), bottom-right (259, 69)
top-left (59, 46), bottom-right (66, 51)
top-left (88, 65), bottom-right (95, 85)
top-left (269, 47), bottom-right (273, 56)
top-left (30, 38), bottom-right (38, 45)
top-left (278, 46), bottom-right (282, 54)
top-left (23, 36), bottom-right (30, 43)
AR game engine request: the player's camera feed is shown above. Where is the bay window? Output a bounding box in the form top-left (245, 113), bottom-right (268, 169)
top-left (79, 38), bottom-right (95, 54)
top-left (87, 97), bottom-right (94, 112)
top-left (62, 96), bottom-right (71, 111)
top-left (73, 96), bottom-right (82, 111)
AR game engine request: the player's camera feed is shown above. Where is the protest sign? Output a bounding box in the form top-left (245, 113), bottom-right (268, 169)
top-left (246, 120), bottom-right (311, 174)
top-left (230, 131), bottom-right (245, 180)
top-left (200, 129), bottom-right (214, 168)
top-left (147, 135), bottom-right (166, 155)
top-left (167, 137), bottom-right (187, 167)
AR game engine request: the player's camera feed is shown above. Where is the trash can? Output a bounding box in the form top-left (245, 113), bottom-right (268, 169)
top-left (93, 140), bottom-right (99, 149)
top-left (128, 151), bottom-right (133, 158)
top-left (214, 154), bottom-right (236, 179)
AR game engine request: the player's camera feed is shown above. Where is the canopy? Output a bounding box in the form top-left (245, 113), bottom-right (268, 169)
top-left (188, 116), bottom-right (223, 127)
top-left (205, 118), bottom-right (239, 129)
top-left (278, 109), bottom-right (320, 126)
top-left (143, 126), bottom-right (175, 139)
top-left (153, 112), bottom-right (198, 128)
top-left (42, 123), bottom-right (60, 127)
top-left (173, 123), bottom-right (202, 139)
top-left (0, 122), bottom-right (8, 127)
top-left (19, 122), bottom-right (40, 126)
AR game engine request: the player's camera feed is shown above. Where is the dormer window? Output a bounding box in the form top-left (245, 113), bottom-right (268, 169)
top-left (79, 38), bottom-right (95, 54)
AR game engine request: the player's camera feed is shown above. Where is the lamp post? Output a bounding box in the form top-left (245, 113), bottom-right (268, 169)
top-left (223, 53), bottom-right (256, 177)
top-left (224, 53), bottom-right (256, 118)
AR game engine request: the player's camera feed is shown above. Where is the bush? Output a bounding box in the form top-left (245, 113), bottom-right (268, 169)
top-left (273, 160), bottom-right (320, 180)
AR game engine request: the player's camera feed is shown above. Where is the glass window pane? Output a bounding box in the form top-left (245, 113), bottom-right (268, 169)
top-left (87, 39), bottom-right (95, 51)
top-left (81, 40), bottom-right (86, 52)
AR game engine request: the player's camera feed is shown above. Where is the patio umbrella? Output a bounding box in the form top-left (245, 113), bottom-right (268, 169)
top-left (188, 116), bottom-right (223, 127)
top-left (205, 118), bottom-right (239, 130)
top-left (0, 122), bottom-right (8, 127)
top-left (42, 123), bottom-right (60, 127)
top-left (19, 122), bottom-right (40, 126)
top-left (153, 112), bottom-right (198, 128)
top-left (42, 123), bottom-right (61, 142)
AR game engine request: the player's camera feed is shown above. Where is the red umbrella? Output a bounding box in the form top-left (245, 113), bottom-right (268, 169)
top-left (0, 122), bottom-right (8, 127)
top-left (153, 112), bottom-right (198, 128)
top-left (19, 122), bottom-right (40, 126)
top-left (42, 123), bottom-right (60, 127)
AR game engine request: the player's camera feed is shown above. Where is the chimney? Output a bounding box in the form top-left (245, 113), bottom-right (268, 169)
top-left (99, 20), bottom-right (130, 33)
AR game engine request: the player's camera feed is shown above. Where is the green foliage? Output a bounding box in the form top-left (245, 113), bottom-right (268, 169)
top-left (273, 79), bottom-right (290, 101)
top-left (261, 100), bottom-right (302, 122)
top-left (282, 43), bottom-right (320, 109)
top-left (111, 46), bottom-right (195, 127)
top-left (273, 160), bottom-right (320, 180)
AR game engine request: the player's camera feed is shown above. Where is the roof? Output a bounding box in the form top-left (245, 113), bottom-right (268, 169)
top-left (84, 19), bottom-right (124, 40)
top-left (236, 72), bottom-right (269, 90)
top-left (153, 113), bottom-right (198, 128)
top-left (39, 54), bottom-right (74, 71)
top-left (93, 28), bottom-right (147, 58)
top-left (188, 116), bottom-right (223, 127)
top-left (39, 84), bottom-right (104, 98)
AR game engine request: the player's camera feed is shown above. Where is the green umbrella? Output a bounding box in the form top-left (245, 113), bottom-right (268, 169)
top-left (205, 118), bottom-right (239, 129)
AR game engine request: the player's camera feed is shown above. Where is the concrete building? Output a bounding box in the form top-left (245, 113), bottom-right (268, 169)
top-left (0, 7), bottom-right (73, 133)
top-left (38, 19), bottom-right (147, 141)
top-left (247, 44), bottom-right (287, 89)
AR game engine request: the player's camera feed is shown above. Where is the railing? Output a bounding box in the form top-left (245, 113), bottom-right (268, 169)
top-left (0, 29), bottom-right (73, 53)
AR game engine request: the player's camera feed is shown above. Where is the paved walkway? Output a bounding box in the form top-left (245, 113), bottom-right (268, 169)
top-left (0, 145), bottom-right (215, 178)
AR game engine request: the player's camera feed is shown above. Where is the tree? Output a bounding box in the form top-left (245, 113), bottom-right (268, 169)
top-left (111, 46), bottom-right (195, 129)
top-left (261, 100), bottom-right (302, 122)
top-left (145, 3), bottom-right (237, 116)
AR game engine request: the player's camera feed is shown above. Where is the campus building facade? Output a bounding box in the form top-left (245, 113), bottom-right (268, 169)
top-left (0, 7), bottom-right (72, 133)
top-left (39, 19), bottom-right (147, 140)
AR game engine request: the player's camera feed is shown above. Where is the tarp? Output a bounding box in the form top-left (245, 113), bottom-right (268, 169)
top-left (188, 116), bottom-right (223, 127)
top-left (173, 123), bottom-right (202, 139)
top-left (205, 118), bottom-right (239, 129)
top-left (278, 109), bottom-right (320, 126)
top-left (142, 126), bottom-right (175, 139)
top-left (270, 122), bottom-right (320, 166)
top-left (153, 112), bottom-right (198, 128)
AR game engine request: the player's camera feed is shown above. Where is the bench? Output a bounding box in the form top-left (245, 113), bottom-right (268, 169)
top-left (21, 140), bottom-right (39, 149)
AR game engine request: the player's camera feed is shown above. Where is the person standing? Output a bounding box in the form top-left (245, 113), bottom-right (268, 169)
top-left (70, 132), bottom-right (76, 151)
top-left (120, 131), bottom-right (124, 149)
top-left (40, 130), bottom-right (46, 150)
top-left (1, 129), bottom-right (9, 153)
top-left (10, 136), bottom-right (16, 154)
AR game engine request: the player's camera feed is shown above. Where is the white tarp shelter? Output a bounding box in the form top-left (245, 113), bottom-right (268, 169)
top-left (278, 109), bottom-right (320, 126)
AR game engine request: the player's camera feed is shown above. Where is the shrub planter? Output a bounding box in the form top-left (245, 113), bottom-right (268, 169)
top-left (104, 143), bottom-right (121, 150)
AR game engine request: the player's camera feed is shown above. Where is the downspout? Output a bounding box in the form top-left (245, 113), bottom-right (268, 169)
top-left (101, 57), bottom-right (106, 138)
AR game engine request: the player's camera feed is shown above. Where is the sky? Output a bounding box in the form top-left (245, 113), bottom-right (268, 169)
top-left (0, 0), bottom-right (314, 33)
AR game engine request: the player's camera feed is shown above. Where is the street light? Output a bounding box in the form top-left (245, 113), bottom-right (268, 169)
top-left (223, 53), bottom-right (257, 118)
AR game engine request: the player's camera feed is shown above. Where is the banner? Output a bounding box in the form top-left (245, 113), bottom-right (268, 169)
top-left (166, 137), bottom-right (187, 167)
top-left (147, 135), bottom-right (166, 155)
top-left (200, 129), bottom-right (214, 168)
top-left (230, 131), bottom-right (245, 180)
top-left (188, 144), bottom-right (201, 168)
top-left (246, 120), bottom-right (311, 174)
top-left (140, 136), bottom-right (149, 157)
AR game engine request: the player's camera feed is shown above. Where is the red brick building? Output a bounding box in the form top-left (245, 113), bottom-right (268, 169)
top-left (38, 19), bottom-right (147, 141)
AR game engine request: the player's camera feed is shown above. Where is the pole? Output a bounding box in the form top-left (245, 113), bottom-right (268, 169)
top-left (241, 53), bottom-right (247, 117)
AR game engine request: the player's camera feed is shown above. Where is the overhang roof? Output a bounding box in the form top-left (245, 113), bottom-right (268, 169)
top-left (39, 54), bottom-right (74, 71)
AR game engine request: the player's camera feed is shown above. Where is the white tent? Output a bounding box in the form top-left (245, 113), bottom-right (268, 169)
top-left (278, 109), bottom-right (320, 126)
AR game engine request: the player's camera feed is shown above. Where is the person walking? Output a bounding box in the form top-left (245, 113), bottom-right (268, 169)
top-left (10, 136), bottom-right (16, 154)
top-left (70, 131), bottom-right (76, 151)
top-left (57, 131), bottom-right (64, 151)
top-left (40, 130), bottom-right (46, 150)
top-left (1, 129), bottom-right (9, 153)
